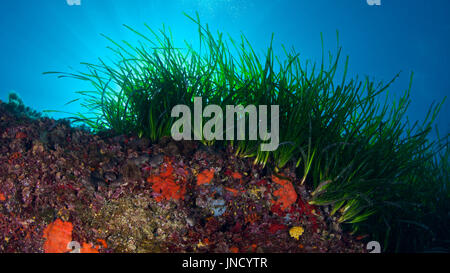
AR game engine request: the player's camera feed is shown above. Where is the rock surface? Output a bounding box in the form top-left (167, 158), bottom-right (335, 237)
top-left (0, 101), bottom-right (366, 253)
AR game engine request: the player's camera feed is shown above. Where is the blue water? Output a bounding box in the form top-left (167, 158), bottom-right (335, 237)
top-left (1, 0), bottom-right (449, 137)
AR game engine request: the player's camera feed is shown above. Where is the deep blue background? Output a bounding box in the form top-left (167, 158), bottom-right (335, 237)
top-left (0, 0), bottom-right (448, 137)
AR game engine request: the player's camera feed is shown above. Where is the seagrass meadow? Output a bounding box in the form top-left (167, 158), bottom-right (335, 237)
top-left (1, 13), bottom-right (449, 253)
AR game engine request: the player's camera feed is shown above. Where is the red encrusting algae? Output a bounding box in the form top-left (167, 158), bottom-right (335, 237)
top-left (80, 242), bottom-right (99, 253)
top-left (271, 175), bottom-right (297, 211)
top-left (15, 132), bottom-right (27, 139)
top-left (229, 246), bottom-right (239, 253)
top-left (147, 160), bottom-right (187, 202)
top-left (42, 219), bottom-right (106, 253)
top-left (97, 239), bottom-right (108, 249)
top-left (196, 169), bottom-right (215, 185)
top-left (231, 172), bottom-right (242, 179)
top-left (42, 219), bottom-right (73, 253)
top-left (224, 187), bottom-right (240, 196)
